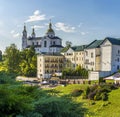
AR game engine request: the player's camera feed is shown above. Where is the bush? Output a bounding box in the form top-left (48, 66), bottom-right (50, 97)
top-left (82, 86), bottom-right (90, 99)
top-left (82, 84), bottom-right (117, 101)
top-left (88, 91), bottom-right (96, 100)
top-left (71, 89), bottom-right (83, 97)
top-left (35, 97), bottom-right (86, 117)
top-left (94, 92), bottom-right (102, 101)
top-left (101, 92), bottom-right (108, 101)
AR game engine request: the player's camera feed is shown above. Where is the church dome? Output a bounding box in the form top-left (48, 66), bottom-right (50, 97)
top-left (46, 22), bottom-right (55, 37)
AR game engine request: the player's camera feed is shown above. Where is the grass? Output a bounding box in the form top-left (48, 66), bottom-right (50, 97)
top-left (49, 84), bottom-right (120, 117)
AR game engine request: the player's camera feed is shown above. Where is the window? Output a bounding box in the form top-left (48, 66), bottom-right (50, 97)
top-left (86, 51), bottom-right (88, 56)
top-left (36, 42), bottom-right (38, 45)
top-left (44, 41), bottom-right (47, 47)
top-left (32, 42), bottom-right (34, 45)
top-left (117, 65), bottom-right (119, 70)
top-left (53, 41), bottom-right (56, 45)
top-left (118, 58), bottom-right (119, 62)
top-left (118, 50), bottom-right (120, 54)
top-left (91, 53), bottom-right (93, 58)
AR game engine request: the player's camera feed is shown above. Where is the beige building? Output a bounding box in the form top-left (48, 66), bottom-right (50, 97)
top-left (84, 40), bottom-right (104, 71)
top-left (37, 54), bottom-right (64, 79)
top-left (61, 45), bottom-right (87, 68)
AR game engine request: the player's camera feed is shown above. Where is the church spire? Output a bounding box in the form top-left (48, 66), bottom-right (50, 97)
top-left (46, 20), bottom-right (55, 37)
top-left (23, 23), bottom-right (26, 32)
top-left (49, 19), bottom-right (52, 29)
top-left (22, 23), bottom-right (27, 50)
top-left (31, 27), bottom-right (36, 38)
top-left (22, 23), bottom-right (27, 37)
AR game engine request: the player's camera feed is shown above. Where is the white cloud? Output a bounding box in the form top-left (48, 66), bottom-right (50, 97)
top-left (34, 10), bottom-right (40, 15)
top-left (80, 31), bottom-right (89, 36)
top-left (55, 22), bottom-right (75, 33)
top-left (78, 23), bottom-right (83, 28)
top-left (13, 33), bottom-right (20, 38)
top-left (26, 10), bottom-right (46, 22)
top-left (17, 24), bottom-right (22, 28)
top-left (10, 30), bottom-right (20, 38)
top-left (31, 25), bottom-right (45, 29)
top-left (10, 30), bottom-right (15, 34)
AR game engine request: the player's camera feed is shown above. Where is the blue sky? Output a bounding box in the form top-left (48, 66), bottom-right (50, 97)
top-left (0, 0), bottom-right (120, 52)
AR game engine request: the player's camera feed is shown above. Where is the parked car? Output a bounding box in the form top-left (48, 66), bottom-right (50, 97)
top-left (41, 81), bottom-right (49, 85)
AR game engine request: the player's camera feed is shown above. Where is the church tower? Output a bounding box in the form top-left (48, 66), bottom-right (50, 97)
top-left (31, 28), bottom-right (36, 38)
top-left (46, 20), bottom-right (55, 37)
top-left (22, 24), bottom-right (27, 49)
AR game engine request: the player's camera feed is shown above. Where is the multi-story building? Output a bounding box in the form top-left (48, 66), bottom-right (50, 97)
top-left (101, 37), bottom-right (120, 73)
top-left (22, 22), bottom-right (63, 54)
top-left (84, 40), bottom-right (104, 71)
top-left (61, 45), bottom-right (87, 68)
top-left (37, 54), bottom-right (64, 79)
top-left (89, 37), bottom-right (120, 80)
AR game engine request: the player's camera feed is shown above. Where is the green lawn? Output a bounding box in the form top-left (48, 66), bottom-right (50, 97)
top-left (53, 84), bottom-right (120, 117)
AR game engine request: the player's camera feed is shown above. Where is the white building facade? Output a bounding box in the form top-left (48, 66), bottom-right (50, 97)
top-left (22, 22), bottom-right (63, 54)
top-left (89, 37), bottom-right (120, 80)
top-left (84, 40), bottom-right (103, 71)
top-left (101, 38), bottom-right (120, 73)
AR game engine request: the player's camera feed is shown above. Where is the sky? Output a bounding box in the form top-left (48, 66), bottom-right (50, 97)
top-left (0, 0), bottom-right (120, 52)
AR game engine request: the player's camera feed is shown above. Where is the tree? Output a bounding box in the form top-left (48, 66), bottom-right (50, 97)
top-left (4, 44), bottom-right (21, 73)
top-left (35, 96), bottom-right (85, 117)
top-left (66, 41), bottom-right (72, 47)
top-left (0, 50), bottom-right (2, 61)
top-left (19, 46), bottom-right (37, 77)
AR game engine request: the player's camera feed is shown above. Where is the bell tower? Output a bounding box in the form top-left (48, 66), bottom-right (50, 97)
top-left (22, 24), bottom-right (27, 49)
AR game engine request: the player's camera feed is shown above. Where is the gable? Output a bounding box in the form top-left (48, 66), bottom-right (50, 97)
top-left (101, 39), bottom-right (112, 46)
top-left (66, 48), bottom-right (74, 53)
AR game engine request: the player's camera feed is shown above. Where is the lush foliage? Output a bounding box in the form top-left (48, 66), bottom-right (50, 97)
top-left (62, 65), bottom-right (88, 78)
top-left (3, 44), bottom-right (37, 77)
top-left (4, 44), bottom-right (21, 73)
top-left (0, 72), bottom-right (86, 117)
top-left (82, 84), bottom-right (118, 101)
top-left (19, 46), bottom-right (37, 77)
top-left (0, 71), bottom-right (17, 84)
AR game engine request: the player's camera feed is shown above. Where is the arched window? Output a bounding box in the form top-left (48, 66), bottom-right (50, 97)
top-left (44, 41), bottom-right (47, 47)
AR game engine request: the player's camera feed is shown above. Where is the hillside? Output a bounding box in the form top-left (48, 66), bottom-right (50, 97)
top-left (53, 84), bottom-right (120, 117)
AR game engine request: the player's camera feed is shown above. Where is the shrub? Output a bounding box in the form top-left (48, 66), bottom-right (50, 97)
top-left (90, 84), bottom-right (98, 92)
top-left (94, 92), bottom-right (102, 101)
top-left (101, 92), bottom-right (108, 101)
top-left (82, 86), bottom-right (90, 99)
top-left (71, 89), bottom-right (83, 97)
top-left (88, 91), bottom-right (96, 100)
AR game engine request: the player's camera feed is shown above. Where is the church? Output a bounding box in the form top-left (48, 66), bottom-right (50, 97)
top-left (22, 22), bottom-right (63, 54)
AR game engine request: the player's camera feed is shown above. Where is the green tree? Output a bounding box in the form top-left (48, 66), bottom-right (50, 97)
top-left (35, 96), bottom-right (85, 117)
top-left (20, 46), bottom-right (37, 77)
top-left (0, 50), bottom-right (2, 61)
top-left (66, 41), bottom-right (72, 47)
top-left (4, 44), bottom-right (21, 73)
